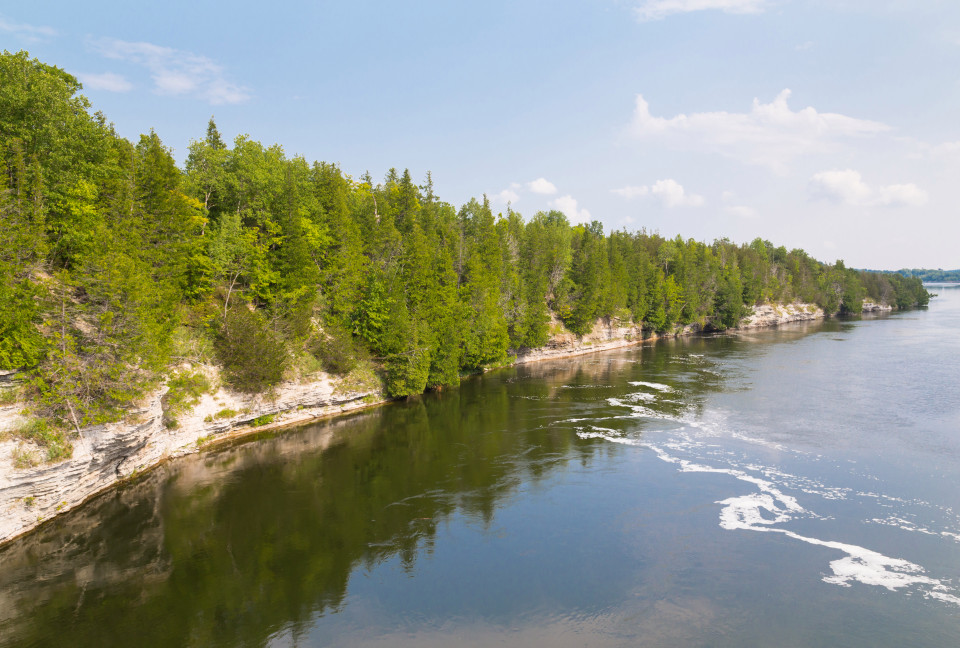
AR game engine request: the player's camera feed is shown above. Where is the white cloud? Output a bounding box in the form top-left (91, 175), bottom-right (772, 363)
top-left (630, 89), bottom-right (889, 170)
top-left (809, 169), bottom-right (928, 207)
top-left (612, 185), bottom-right (650, 199)
top-left (651, 179), bottom-right (705, 208)
top-left (795, 41), bottom-right (815, 51)
top-left (0, 15), bottom-right (56, 41)
top-left (549, 195), bottom-right (593, 224)
top-left (876, 183), bottom-right (928, 207)
top-left (491, 188), bottom-right (520, 204)
top-left (90, 38), bottom-right (251, 105)
top-left (809, 169), bottom-right (872, 205)
top-left (76, 72), bottom-right (133, 93)
top-left (634, 0), bottom-right (769, 22)
top-left (527, 177), bottom-right (558, 195)
top-left (612, 179), bottom-right (704, 207)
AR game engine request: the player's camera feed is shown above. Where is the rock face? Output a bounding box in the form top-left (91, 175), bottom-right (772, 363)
top-left (0, 300), bottom-right (830, 546)
top-left (736, 302), bottom-right (824, 329)
top-left (861, 301), bottom-right (893, 313)
top-left (0, 377), bottom-right (381, 545)
top-left (515, 315), bottom-right (644, 365)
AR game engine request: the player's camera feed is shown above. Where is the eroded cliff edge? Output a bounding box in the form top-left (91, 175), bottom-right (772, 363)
top-left (0, 301), bottom-right (826, 545)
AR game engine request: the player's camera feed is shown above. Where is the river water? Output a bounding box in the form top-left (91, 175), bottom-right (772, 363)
top-left (2, 287), bottom-right (959, 647)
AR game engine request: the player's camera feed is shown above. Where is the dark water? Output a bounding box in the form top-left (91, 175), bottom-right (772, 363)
top-left (3, 288), bottom-right (960, 647)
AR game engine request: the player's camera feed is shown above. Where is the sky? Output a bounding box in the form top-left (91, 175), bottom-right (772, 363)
top-left (3, 0), bottom-right (960, 269)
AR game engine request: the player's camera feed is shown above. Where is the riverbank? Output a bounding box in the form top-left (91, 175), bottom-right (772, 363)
top-left (0, 301), bottom-right (826, 545)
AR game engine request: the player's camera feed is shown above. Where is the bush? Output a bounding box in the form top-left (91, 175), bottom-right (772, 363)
top-left (161, 370), bottom-right (211, 428)
top-left (13, 418), bottom-right (73, 462)
top-left (215, 306), bottom-right (289, 393)
top-left (251, 413), bottom-right (275, 427)
top-left (309, 324), bottom-right (361, 376)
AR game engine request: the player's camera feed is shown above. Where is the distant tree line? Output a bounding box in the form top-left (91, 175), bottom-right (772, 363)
top-left (0, 50), bottom-right (930, 434)
top-left (871, 269), bottom-right (960, 283)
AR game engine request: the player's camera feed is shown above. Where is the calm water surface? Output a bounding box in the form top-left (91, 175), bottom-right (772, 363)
top-left (2, 287), bottom-right (960, 647)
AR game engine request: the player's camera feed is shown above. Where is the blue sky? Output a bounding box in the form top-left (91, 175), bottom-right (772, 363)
top-left (4, 0), bottom-right (960, 269)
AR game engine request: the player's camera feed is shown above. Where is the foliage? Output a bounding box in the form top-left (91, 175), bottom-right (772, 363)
top-left (11, 417), bottom-right (72, 462)
top-left (214, 306), bottom-right (288, 393)
top-left (0, 49), bottom-right (935, 421)
top-left (162, 370), bottom-right (211, 428)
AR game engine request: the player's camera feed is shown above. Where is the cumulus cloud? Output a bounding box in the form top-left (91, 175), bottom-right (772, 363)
top-left (0, 15), bottom-right (56, 41)
top-left (613, 179), bottom-right (704, 208)
top-left (630, 89), bottom-right (889, 170)
top-left (76, 72), bottom-right (133, 93)
top-left (634, 0), bottom-right (769, 22)
top-left (90, 38), bottom-right (251, 104)
top-left (809, 169), bottom-right (928, 207)
top-left (527, 177), bottom-right (558, 195)
top-left (490, 188), bottom-right (520, 204)
top-left (651, 179), bottom-right (705, 207)
top-left (549, 195), bottom-right (593, 224)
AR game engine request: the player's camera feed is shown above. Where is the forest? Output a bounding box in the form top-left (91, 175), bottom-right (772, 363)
top-left (0, 51), bottom-right (930, 455)
top-left (880, 268), bottom-right (960, 283)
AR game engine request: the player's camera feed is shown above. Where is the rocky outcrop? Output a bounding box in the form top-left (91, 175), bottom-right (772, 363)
top-left (736, 302), bottom-right (824, 329)
top-left (0, 376), bottom-right (382, 545)
top-left (861, 300), bottom-right (893, 313)
top-left (515, 315), bottom-right (644, 365)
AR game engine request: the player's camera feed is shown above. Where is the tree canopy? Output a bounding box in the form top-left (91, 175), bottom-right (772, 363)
top-left (0, 50), bottom-right (931, 434)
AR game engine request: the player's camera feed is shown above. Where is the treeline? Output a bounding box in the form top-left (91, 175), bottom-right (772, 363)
top-left (0, 51), bottom-right (929, 432)
top-left (880, 269), bottom-right (960, 283)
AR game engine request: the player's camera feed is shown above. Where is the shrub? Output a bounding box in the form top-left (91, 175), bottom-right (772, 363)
top-left (161, 370), bottom-right (211, 428)
top-left (13, 418), bottom-right (73, 462)
top-left (309, 323), bottom-right (361, 376)
top-left (215, 306), bottom-right (289, 393)
top-left (251, 413), bottom-right (275, 427)
top-left (12, 445), bottom-right (40, 469)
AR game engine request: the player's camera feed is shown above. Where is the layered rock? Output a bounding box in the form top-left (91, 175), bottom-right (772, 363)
top-left (737, 302), bottom-right (824, 329)
top-left (515, 315), bottom-right (644, 365)
top-left (0, 376), bottom-right (381, 545)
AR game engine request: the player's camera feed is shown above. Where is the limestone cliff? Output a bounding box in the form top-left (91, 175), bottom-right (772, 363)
top-left (0, 376), bottom-right (382, 545)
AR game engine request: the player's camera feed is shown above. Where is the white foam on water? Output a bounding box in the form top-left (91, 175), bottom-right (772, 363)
top-left (628, 381), bottom-right (675, 392)
top-left (655, 443), bottom-right (955, 598)
top-left (869, 517), bottom-right (939, 536)
top-left (579, 396), bottom-right (960, 608)
top-left (622, 391), bottom-right (657, 403)
top-left (576, 427), bottom-right (642, 446)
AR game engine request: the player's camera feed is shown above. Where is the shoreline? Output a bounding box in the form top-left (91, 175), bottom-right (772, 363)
top-left (0, 302), bottom-right (826, 547)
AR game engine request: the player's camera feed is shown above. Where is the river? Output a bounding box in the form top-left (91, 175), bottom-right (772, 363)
top-left (2, 287), bottom-right (959, 647)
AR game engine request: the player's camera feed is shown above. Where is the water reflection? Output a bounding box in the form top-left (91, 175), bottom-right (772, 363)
top-left (1, 323), bottom-right (854, 648)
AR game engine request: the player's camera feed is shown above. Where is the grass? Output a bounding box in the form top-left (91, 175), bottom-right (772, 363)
top-left (250, 413), bottom-right (276, 427)
top-left (0, 386), bottom-right (20, 406)
top-left (12, 418), bottom-right (73, 462)
top-left (334, 360), bottom-right (382, 396)
top-left (290, 350), bottom-right (325, 381)
top-left (12, 445), bottom-right (40, 469)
